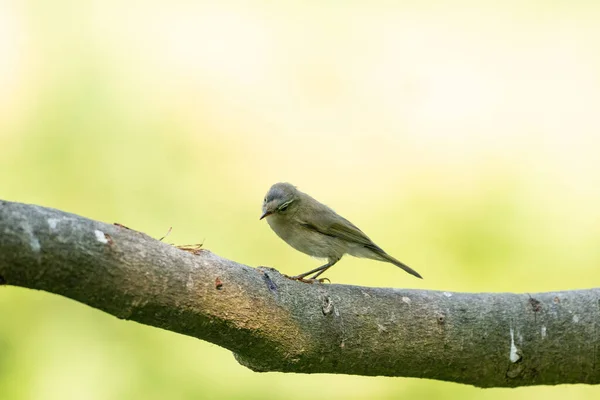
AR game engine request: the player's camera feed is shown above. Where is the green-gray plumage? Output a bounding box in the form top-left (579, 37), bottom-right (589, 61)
top-left (260, 182), bottom-right (422, 281)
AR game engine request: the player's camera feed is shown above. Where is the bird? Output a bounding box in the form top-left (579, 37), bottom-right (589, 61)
top-left (260, 182), bottom-right (422, 282)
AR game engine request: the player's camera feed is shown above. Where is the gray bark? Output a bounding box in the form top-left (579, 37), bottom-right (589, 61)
top-left (0, 199), bottom-right (598, 388)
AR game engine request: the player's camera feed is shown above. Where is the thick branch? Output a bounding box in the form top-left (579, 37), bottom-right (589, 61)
top-left (0, 199), bottom-right (599, 388)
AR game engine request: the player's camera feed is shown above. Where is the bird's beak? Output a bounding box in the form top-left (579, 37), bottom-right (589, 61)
top-left (259, 210), bottom-right (272, 220)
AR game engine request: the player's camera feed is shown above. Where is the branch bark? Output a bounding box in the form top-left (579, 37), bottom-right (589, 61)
top-left (0, 199), bottom-right (599, 388)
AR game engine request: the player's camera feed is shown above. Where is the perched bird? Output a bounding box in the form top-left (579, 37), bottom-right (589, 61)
top-left (260, 182), bottom-right (422, 281)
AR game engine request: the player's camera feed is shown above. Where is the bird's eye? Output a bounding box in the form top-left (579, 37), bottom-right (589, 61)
top-left (279, 203), bottom-right (289, 212)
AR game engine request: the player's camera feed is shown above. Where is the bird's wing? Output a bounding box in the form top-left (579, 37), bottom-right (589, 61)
top-left (299, 211), bottom-right (383, 251)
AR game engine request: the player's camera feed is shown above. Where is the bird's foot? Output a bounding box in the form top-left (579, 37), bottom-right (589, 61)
top-left (284, 274), bottom-right (330, 284)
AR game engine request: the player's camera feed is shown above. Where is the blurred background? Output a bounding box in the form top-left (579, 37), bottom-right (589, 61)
top-left (1, 0), bottom-right (600, 399)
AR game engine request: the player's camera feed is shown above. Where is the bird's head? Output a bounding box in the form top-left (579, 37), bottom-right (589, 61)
top-left (260, 182), bottom-right (299, 220)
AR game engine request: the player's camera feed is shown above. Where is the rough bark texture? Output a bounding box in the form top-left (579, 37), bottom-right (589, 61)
top-left (0, 199), bottom-right (599, 388)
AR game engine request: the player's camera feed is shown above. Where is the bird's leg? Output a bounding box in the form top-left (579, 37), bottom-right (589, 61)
top-left (309, 266), bottom-right (333, 280)
top-left (288, 265), bottom-right (328, 281)
top-left (290, 259), bottom-right (339, 283)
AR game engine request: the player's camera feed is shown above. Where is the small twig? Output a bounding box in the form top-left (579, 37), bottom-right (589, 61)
top-left (159, 227), bottom-right (173, 242)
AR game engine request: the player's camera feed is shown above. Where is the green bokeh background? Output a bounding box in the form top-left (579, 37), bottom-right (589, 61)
top-left (2, 1), bottom-right (600, 399)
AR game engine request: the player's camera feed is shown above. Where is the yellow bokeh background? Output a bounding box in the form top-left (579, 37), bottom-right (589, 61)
top-left (1, 1), bottom-right (600, 399)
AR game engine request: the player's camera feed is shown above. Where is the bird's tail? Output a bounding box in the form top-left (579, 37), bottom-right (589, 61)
top-left (378, 251), bottom-right (423, 279)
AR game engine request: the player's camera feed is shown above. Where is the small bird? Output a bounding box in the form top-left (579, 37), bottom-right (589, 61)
top-left (260, 182), bottom-right (422, 281)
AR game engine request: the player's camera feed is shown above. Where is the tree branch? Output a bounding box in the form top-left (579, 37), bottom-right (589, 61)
top-left (0, 199), bottom-right (599, 388)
